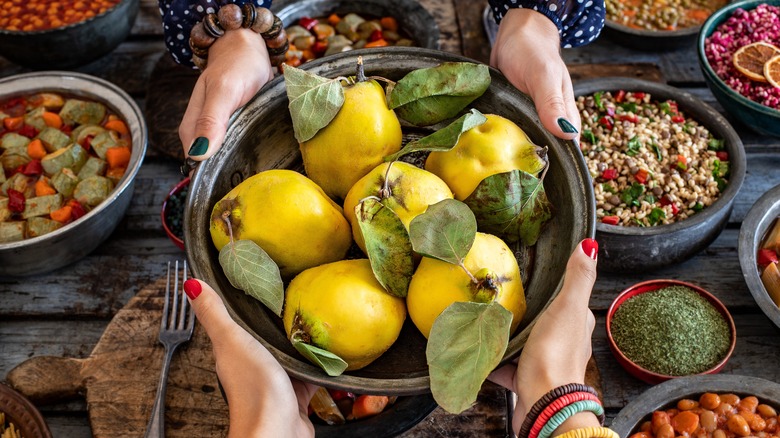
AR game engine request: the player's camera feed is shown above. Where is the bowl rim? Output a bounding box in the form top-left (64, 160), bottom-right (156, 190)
top-left (696, 0), bottom-right (780, 117)
top-left (604, 18), bottom-right (703, 37)
top-left (738, 183), bottom-right (780, 329)
top-left (572, 77), bottom-right (747, 236)
top-left (605, 279), bottom-right (737, 383)
top-left (0, 70), bottom-right (148, 250)
top-left (0, 0), bottom-right (136, 36)
top-left (161, 177), bottom-right (190, 251)
top-left (0, 381), bottom-right (52, 438)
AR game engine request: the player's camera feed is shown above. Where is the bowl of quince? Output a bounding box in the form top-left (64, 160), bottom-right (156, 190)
top-left (186, 47), bottom-right (595, 414)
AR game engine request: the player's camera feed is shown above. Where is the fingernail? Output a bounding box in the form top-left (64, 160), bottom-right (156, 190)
top-left (183, 279), bottom-right (202, 300)
top-left (557, 117), bottom-right (579, 134)
top-left (581, 238), bottom-right (598, 261)
top-left (188, 137), bottom-right (209, 157)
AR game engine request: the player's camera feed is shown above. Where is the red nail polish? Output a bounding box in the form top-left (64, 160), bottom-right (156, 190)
top-left (581, 238), bottom-right (598, 260)
top-left (183, 279), bottom-right (202, 300)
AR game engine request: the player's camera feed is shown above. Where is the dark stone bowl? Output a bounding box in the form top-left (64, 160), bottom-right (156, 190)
top-left (0, 0), bottom-right (139, 69)
top-left (602, 20), bottom-right (702, 52)
top-left (574, 77), bottom-right (746, 273)
top-left (739, 183), bottom-right (780, 329)
top-left (186, 47), bottom-right (595, 395)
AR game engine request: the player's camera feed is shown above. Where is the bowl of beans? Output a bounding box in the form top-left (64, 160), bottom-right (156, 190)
top-left (0, 71), bottom-right (147, 276)
top-left (610, 374), bottom-right (780, 438)
top-left (739, 183), bottom-right (780, 329)
top-left (161, 177), bottom-right (189, 251)
top-left (606, 279), bottom-right (736, 385)
top-left (603, 0), bottom-right (730, 51)
top-left (698, 0), bottom-right (780, 137)
top-left (575, 77), bottom-right (746, 272)
top-left (0, 0), bottom-right (139, 69)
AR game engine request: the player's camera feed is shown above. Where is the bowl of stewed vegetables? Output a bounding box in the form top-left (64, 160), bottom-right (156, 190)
top-left (574, 77), bottom-right (746, 272)
top-left (0, 71), bottom-right (147, 276)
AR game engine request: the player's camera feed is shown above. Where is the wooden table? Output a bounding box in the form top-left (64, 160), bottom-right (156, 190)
top-left (1, 0), bottom-right (779, 436)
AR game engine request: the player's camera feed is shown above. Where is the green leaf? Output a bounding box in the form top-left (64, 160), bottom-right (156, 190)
top-left (626, 135), bottom-right (642, 156)
top-left (582, 129), bottom-right (598, 145)
top-left (651, 141), bottom-right (663, 161)
top-left (708, 138), bottom-right (725, 151)
top-left (356, 197), bottom-right (414, 298)
top-left (648, 207), bottom-right (666, 226)
top-left (219, 240), bottom-right (284, 316)
top-left (388, 62), bottom-right (490, 126)
top-left (384, 109), bottom-right (487, 162)
top-left (463, 170), bottom-right (553, 246)
top-left (408, 198), bottom-right (477, 265)
top-left (284, 65), bottom-right (345, 143)
top-left (594, 91), bottom-right (604, 110)
top-left (427, 301), bottom-right (512, 414)
top-left (291, 336), bottom-right (348, 377)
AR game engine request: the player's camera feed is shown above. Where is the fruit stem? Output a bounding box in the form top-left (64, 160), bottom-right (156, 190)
top-left (458, 260), bottom-right (479, 285)
top-left (221, 210), bottom-right (235, 246)
top-left (379, 161), bottom-right (395, 199)
top-left (356, 56), bottom-right (367, 83)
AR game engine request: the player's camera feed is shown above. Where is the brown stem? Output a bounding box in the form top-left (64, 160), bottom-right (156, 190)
top-left (356, 56), bottom-right (367, 83)
top-left (221, 210), bottom-right (238, 256)
top-left (378, 161), bottom-right (395, 199)
top-left (458, 260), bottom-right (479, 285)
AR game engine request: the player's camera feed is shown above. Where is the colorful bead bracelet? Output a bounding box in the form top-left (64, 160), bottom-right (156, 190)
top-left (554, 426), bottom-right (620, 438)
top-left (536, 400), bottom-right (605, 438)
top-left (518, 383), bottom-right (600, 438)
top-left (529, 392), bottom-right (601, 438)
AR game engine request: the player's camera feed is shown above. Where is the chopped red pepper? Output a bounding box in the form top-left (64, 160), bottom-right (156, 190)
top-left (369, 29), bottom-right (384, 42)
top-left (635, 168), bottom-right (649, 184)
top-left (328, 389), bottom-right (355, 401)
top-left (312, 41), bottom-right (328, 55)
top-left (81, 134), bottom-right (95, 152)
top-left (17, 124), bottom-right (38, 138)
top-left (671, 115), bottom-right (685, 123)
top-left (716, 151), bottom-right (729, 161)
top-left (8, 163), bottom-right (25, 177)
top-left (601, 168), bottom-right (618, 180)
top-left (660, 195), bottom-right (673, 206)
top-left (670, 203), bottom-right (680, 215)
top-left (2, 97), bottom-right (26, 115)
top-left (615, 90), bottom-right (626, 103)
top-left (602, 215), bottom-right (620, 225)
top-left (298, 16), bottom-right (318, 31)
top-left (67, 199), bottom-right (87, 221)
top-left (618, 114), bottom-right (638, 123)
top-left (60, 124), bottom-right (73, 135)
top-left (633, 92), bottom-right (646, 100)
top-left (598, 116), bottom-right (613, 130)
top-left (7, 188), bottom-right (25, 213)
top-left (758, 249), bottom-right (779, 267)
top-left (21, 159), bottom-right (42, 176)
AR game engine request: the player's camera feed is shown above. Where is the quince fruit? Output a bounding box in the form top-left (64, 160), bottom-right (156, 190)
top-left (283, 259), bottom-right (407, 370)
top-left (209, 169), bottom-right (352, 278)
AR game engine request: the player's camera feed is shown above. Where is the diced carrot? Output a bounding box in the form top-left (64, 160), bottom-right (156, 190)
top-left (105, 146), bottom-right (131, 169)
top-left (103, 119), bottom-right (129, 135)
top-left (27, 138), bottom-right (47, 160)
top-left (41, 111), bottom-right (63, 129)
top-left (327, 13), bottom-right (340, 26)
top-left (105, 166), bottom-right (126, 180)
top-left (364, 39), bottom-right (389, 48)
top-left (50, 205), bottom-right (73, 223)
top-left (3, 116), bottom-right (23, 131)
top-left (34, 179), bottom-right (56, 197)
top-left (351, 395), bottom-right (389, 420)
top-left (380, 16), bottom-right (398, 31)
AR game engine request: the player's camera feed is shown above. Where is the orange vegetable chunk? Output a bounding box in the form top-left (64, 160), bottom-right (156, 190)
top-left (105, 146), bottom-right (131, 169)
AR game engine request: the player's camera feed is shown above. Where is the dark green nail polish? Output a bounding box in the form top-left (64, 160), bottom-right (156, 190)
top-left (557, 118), bottom-right (579, 134)
top-left (188, 137), bottom-right (209, 157)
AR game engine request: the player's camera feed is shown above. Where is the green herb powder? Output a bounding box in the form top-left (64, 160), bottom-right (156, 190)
top-left (610, 286), bottom-right (731, 376)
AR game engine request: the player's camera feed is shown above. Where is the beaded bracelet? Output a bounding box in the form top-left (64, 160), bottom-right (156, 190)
top-left (529, 392), bottom-right (601, 438)
top-left (518, 384), bottom-right (600, 438)
top-left (188, 3), bottom-right (289, 70)
top-left (537, 400), bottom-right (605, 438)
top-left (554, 426), bottom-right (619, 438)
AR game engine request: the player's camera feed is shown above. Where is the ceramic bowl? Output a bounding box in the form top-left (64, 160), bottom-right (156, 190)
top-left (603, 20), bottom-right (703, 51)
top-left (0, 71), bottom-right (147, 276)
top-left (0, 382), bottom-right (51, 438)
top-left (697, 0), bottom-right (780, 137)
top-left (574, 77), bottom-right (746, 272)
top-left (606, 279), bottom-right (736, 385)
top-left (739, 183), bottom-right (780, 329)
top-left (186, 47), bottom-right (595, 395)
top-left (610, 374), bottom-right (780, 437)
top-left (161, 178), bottom-right (189, 251)
top-left (0, 0), bottom-right (139, 69)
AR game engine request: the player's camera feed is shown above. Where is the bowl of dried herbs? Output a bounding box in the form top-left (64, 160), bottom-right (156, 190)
top-left (606, 279), bottom-right (736, 384)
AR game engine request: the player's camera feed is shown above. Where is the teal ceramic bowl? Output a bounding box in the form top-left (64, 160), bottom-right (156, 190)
top-left (697, 0), bottom-right (780, 136)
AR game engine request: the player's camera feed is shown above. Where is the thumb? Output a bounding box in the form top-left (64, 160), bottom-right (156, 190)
top-left (529, 80), bottom-right (579, 141)
top-left (182, 278), bottom-right (240, 349)
top-left (556, 239), bottom-right (599, 308)
top-left (184, 83), bottom-right (240, 162)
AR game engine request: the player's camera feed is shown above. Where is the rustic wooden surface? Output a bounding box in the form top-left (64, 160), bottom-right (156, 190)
top-left (1, 0), bottom-right (779, 436)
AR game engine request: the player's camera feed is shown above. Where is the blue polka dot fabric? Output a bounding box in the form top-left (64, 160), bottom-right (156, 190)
top-left (488, 0), bottom-right (605, 48)
top-left (158, 0), bottom-right (271, 68)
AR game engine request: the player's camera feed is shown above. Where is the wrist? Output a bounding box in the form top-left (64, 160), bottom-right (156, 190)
top-left (499, 8), bottom-right (560, 46)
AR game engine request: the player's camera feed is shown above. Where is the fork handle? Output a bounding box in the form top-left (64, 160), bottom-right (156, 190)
top-left (145, 345), bottom-right (178, 438)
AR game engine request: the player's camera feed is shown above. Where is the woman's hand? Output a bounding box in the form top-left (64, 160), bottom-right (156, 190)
top-left (183, 279), bottom-right (317, 438)
top-left (490, 8), bottom-right (580, 140)
top-left (179, 28), bottom-right (274, 161)
top-left (489, 239), bottom-right (600, 434)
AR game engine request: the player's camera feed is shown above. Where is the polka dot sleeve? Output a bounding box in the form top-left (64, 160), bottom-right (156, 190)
top-left (157, 0), bottom-right (272, 68)
top-left (488, 0), bottom-right (605, 48)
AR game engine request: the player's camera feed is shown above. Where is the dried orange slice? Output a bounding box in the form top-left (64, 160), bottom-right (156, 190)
top-left (764, 55), bottom-right (780, 88)
top-left (733, 42), bottom-right (780, 82)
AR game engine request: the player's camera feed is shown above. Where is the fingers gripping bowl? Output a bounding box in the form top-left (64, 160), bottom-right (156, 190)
top-left (185, 47), bottom-right (595, 394)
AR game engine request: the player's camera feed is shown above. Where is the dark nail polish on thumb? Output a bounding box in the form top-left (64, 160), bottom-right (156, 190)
top-left (557, 117), bottom-right (579, 134)
top-left (188, 137), bottom-right (209, 157)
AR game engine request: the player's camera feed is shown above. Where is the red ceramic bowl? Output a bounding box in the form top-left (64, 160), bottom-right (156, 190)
top-left (606, 279), bottom-right (736, 385)
top-left (161, 177), bottom-right (190, 250)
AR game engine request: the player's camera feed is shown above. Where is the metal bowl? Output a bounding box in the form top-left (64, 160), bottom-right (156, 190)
top-left (610, 374), bottom-right (780, 436)
top-left (0, 72), bottom-right (147, 276)
top-left (739, 184), bottom-right (780, 329)
top-left (186, 47), bottom-right (595, 395)
top-left (0, 0), bottom-right (139, 69)
top-left (573, 78), bottom-right (746, 273)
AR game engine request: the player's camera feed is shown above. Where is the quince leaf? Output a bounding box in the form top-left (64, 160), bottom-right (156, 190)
top-left (291, 336), bottom-right (348, 377)
top-left (427, 301), bottom-right (512, 414)
top-left (463, 170), bottom-right (553, 246)
top-left (408, 199), bottom-right (476, 265)
top-left (218, 239), bottom-right (284, 316)
top-left (356, 198), bottom-right (414, 298)
top-left (284, 65), bottom-right (345, 143)
top-left (384, 109), bottom-right (487, 162)
top-left (388, 62), bottom-right (490, 126)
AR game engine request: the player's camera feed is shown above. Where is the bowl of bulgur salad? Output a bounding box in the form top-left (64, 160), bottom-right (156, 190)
top-left (574, 78), bottom-right (746, 272)
top-left (699, 0), bottom-right (780, 136)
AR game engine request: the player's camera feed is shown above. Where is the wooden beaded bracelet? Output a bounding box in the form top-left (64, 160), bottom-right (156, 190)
top-left (518, 384), bottom-right (601, 438)
top-left (188, 3), bottom-right (289, 70)
top-left (554, 426), bottom-right (619, 438)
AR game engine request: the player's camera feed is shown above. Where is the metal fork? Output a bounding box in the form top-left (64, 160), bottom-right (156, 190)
top-left (145, 260), bottom-right (195, 438)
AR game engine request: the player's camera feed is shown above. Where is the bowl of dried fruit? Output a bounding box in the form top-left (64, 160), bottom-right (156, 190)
top-left (161, 177), bottom-right (189, 250)
top-left (574, 77), bottom-right (746, 272)
top-left (698, 0), bottom-right (780, 137)
top-left (606, 279), bottom-right (736, 385)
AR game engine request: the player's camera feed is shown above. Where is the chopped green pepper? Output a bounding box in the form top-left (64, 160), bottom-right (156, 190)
top-left (626, 136), bottom-right (642, 156)
top-left (648, 207), bottom-right (666, 226)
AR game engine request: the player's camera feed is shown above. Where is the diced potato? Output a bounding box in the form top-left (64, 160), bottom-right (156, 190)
top-left (74, 175), bottom-right (113, 207)
top-left (763, 218), bottom-right (780, 252)
top-left (90, 130), bottom-right (121, 160)
top-left (51, 168), bottom-right (79, 198)
top-left (29, 92), bottom-right (65, 110)
top-left (325, 35), bottom-right (353, 56)
top-left (22, 193), bottom-right (62, 219)
top-left (762, 262), bottom-right (780, 307)
top-left (24, 106), bottom-right (47, 132)
top-left (1, 151), bottom-right (31, 172)
top-left (71, 124), bottom-right (106, 146)
top-left (0, 197), bottom-right (10, 222)
top-left (27, 216), bottom-right (63, 237)
top-left (77, 156), bottom-right (107, 180)
top-left (0, 221), bottom-right (25, 243)
top-left (37, 127), bottom-right (71, 152)
top-left (285, 25), bottom-right (310, 40)
top-left (336, 13), bottom-right (365, 34)
top-left (1, 173), bottom-right (35, 198)
top-left (59, 99), bottom-right (107, 126)
top-left (41, 144), bottom-right (88, 175)
top-left (1, 132), bottom-right (31, 152)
